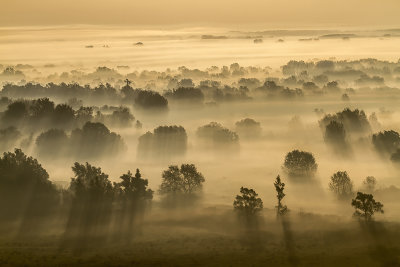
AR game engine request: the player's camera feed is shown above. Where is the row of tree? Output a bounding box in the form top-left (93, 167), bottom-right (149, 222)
top-left (1, 97), bottom-right (136, 131)
top-left (233, 175), bottom-right (384, 224)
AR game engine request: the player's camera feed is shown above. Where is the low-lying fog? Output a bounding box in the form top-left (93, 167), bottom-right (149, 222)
top-left (1, 26), bottom-right (400, 265)
top-left (1, 26), bottom-right (400, 72)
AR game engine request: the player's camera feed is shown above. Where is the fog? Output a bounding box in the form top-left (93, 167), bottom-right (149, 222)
top-left (1, 26), bottom-right (400, 265)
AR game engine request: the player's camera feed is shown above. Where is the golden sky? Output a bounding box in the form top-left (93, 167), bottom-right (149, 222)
top-left (1, 0), bottom-right (400, 27)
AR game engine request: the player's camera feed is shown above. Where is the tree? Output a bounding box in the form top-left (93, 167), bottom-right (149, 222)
top-left (197, 122), bottom-right (239, 147)
top-left (130, 89), bottom-right (168, 110)
top-left (70, 121), bottom-right (126, 159)
top-left (69, 162), bottom-right (114, 200)
top-left (324, 120), bottom-right (346, 145)
top-left (0, 149), bottom-right (59, 220)
top-left (159, 164), bottom-right (205, 207)
top-left (114, 169), bottom-right (153, 238)
top-left (363, 176), bottom-right (377, 192)
top-left (66, 162), bottom-right (114, 239)
top-left (351, 192), bottom-right (383, 221)
top-left (36, 129), bottom-right (69, 158)
top-left (164, 87), bottom-right (204, 103)
top-left (283, 150), bottom-right (318, 178)
top-left (324, 120), bottom-right (350, 156)
top-left (30, 98), bottom-right (55, 121)
top-left (2, 101), bottom-right (28, 126)
top-left (235, 118), bottom-right (262, 139)
top-left (319, 108), bottom-right (371, 133)
top-left (137, 125), bottom-right (187, 159)
top-left (53, 104), bottom-right (75, 128)
top-left (115, 169), bottom-right (153, 202)
top-left (372, 130), bottom-right (400, 155)
top-left (109, 107), bottom-right (135, 127)
top-left (274, 175), bottom-right (288, 216)
top-left (329, 171), bottom-right (354, 200)
top-left (233, 187), bottom-right (263, 217)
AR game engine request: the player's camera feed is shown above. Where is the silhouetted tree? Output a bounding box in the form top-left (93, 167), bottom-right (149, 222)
top-left (164, 87), bottom-right (204, 103)
top-left (233, 187), bottom-right (263, 224)
top-left (127, 89), bottom-right (168, 110)
top-left (351, 192), bottom-right (383, 221)
top-left (53, 104), bottom-right (75, 128)
top-left (159, 164), bottom-right (205, 207)
top-left (329, 171), bottom-right (354, 200)
top-left (2, 101), bottom-right (28, 126)
top-left (283, 150), bottom-right (317, 179)
top-left (274, 175), bottom-right (288, 216)
top-left (115, 169), bottom-right (153, 203)
top-left (114, 169), bottom-right (153, 239)
top-left (0, 149), bottom-right (59, 221)
top-left (76, 106), bottom-right (94, 126)
top-left (66, 162), bottom-right (114, 240)
top-left (30, 98), bottom-right (55, 122)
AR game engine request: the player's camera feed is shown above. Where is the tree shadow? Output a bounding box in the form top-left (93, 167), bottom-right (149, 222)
top-left (280, 216), bottom-right (299, 266)
top-left (359, 220), bottom-right (400, 266)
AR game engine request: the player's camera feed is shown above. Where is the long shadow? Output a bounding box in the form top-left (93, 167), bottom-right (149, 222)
top-left (359, 220), bottom-right (400, 267)
top-left (280, 216), bottom-right (299, 266)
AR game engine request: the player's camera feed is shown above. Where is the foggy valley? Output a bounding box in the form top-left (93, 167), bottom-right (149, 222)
top-left (1, 7), bottom-right (400, 266)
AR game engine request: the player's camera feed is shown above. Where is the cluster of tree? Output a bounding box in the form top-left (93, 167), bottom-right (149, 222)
top-left (0, 67), bottom-right (25, 82)
top-left (319, 108), bottom-right (371, 134)
top-left (164, 87), bottom-right (204, 104)
top-left (233, 172), bottom-right (384, 229)
top-left (168, 79), bottom-right (252, 103)
top-left (137, 125), bottom-right (187, 159)
top-left (65, 163), bottom-right (153, 241)
top-left (121, 85), bottom-right (168, 110)
top-left (36, 122), bottom-right (126, 160)
top-left (281, 59), bottom-right (397, 85)
top-left (0, 148), bottom-right (208, 239)
top-left (1, 83), bottom-right (169, 111)
top-left (196, 122), bottom-right (239, 149)
top-left (372, 130), bottom-right (400, 164)
top-left (254, 80), bottom-right (304, 99)
top-left (0, 98), bottom-right (136, 132)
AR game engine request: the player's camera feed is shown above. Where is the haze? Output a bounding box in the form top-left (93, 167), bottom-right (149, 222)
top-left (1, 1), bottom-right (400, 266)
top-left (2, 0), bottom-right (400, 27)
